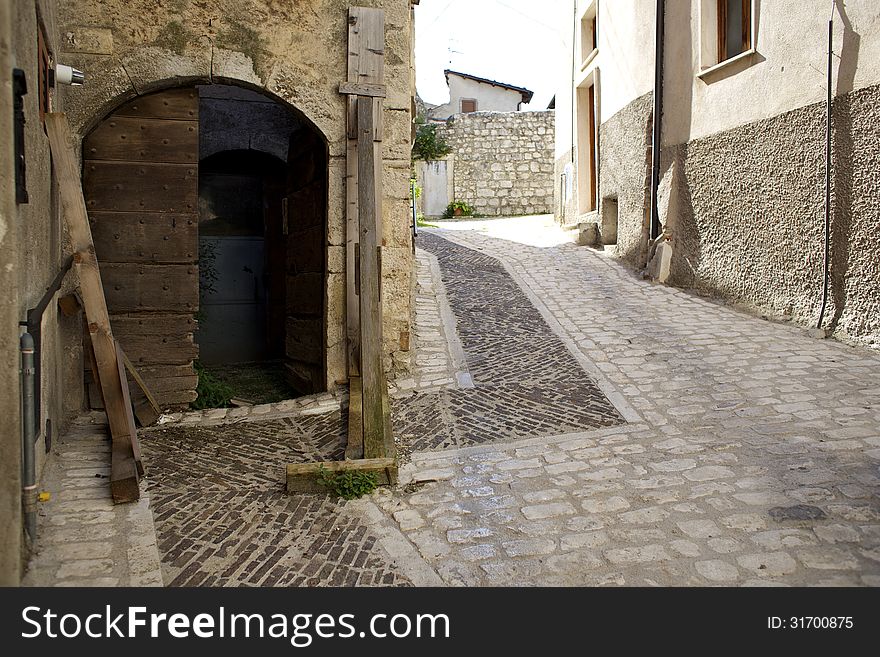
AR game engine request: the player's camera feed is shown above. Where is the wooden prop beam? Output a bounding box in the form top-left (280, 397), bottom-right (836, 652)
top-left (46, 113), bottom-right (141, 503)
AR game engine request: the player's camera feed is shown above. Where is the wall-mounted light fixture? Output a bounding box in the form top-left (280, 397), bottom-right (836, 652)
top-left (52, 64), bottom-right (84, 86)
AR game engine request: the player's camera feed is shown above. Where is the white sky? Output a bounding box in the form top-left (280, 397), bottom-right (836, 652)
top-left (414, 0), bottom-right (568, 112)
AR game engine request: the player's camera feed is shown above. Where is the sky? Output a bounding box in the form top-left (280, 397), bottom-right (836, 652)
top-left (414, 0), bottom-right (569, 112)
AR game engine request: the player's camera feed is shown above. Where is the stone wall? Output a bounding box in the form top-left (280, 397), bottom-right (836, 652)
top-left (663, 82), bottom-right (880, 349)
top-left (440, 111), bottom-right (555, 217)
top-left (56, 0), bottom-right (416, 383)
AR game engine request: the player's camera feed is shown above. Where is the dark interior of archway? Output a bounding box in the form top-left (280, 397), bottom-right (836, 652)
top-left (82, 84), bottom-right (327, 411)
top-left (195, 85), bottom-right (328, 404)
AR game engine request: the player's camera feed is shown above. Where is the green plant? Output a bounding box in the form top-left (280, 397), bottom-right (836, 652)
top-left (416, 213), bottom-right (437, 228)
top-left (191, 361), bottom-right (235, 410)
top-left (317, 465), bottom-right (379, 500)
top-left (412, 123), bottom-right (451, 161)
top-left (443, 200), bottom-right (474, 219)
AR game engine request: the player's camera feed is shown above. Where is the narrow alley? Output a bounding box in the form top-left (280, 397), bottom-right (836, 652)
top-left (33, 216), bottom-right (877, 588)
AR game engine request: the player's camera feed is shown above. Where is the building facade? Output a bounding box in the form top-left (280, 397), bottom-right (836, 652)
top-left (0, 0), bottom-right (417, 584)
top-left (428, 69), bottom-right (533, 121)
top-left (555, 0), bottom-right (880, 350)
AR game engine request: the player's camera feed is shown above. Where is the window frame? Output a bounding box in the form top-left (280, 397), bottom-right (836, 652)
top-left (717, 0), bottom-right (751, 64)
top-left (460, 98), bottom-right (477, 114)
top-left (578, 1), bottom-right (599, 71)
top-left (698, 0), bottom-right (757, 80)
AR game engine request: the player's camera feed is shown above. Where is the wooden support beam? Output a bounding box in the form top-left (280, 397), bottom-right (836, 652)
top-left (46, 113), bottom-right (140, 503)
top-left (339, 82), bottom-right (387, 98)
top-left (115, 341), bottom-right (144, 476)
top-left (345, 375), bottom-right (364, 460)
top-left (286, 458), bottom-right (397, 494)
top-left (357, 96), bottom-right (387, 460)
top-left (118, 346), bottom-right (162, 427)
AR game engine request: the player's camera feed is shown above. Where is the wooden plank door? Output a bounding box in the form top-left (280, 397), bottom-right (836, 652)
top-left (282, 130), bottom-right (327, 394)
top-left (82, 87), bottom-right (200, 408)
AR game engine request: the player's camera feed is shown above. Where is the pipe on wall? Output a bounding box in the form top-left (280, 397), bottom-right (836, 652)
top-left (817, 13), bottom-right (833, 329)
top-left (649, 0), bottom-right (666, 244)
top-left (20, 332), bottom-right (36, 543)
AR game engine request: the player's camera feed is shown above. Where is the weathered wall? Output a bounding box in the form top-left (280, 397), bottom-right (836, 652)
top-left (554, 0), bottom-right (656, 164)
top-left (430, 74), bottom-right (525, 120)
top-left (1, 0), bottom-right (84, 584)
top-left (596, 92), bottom-right (653, 265)
top-left (664, 83), bottom-right (880, 349)
top-left (56, 0), bottom-right (415, 385)
top-left (0, 0), bottom-right (22, 587)
top-left (665, 0), bottom-right (880, 146)
top-left (438, 111), bottom-right (555, 217)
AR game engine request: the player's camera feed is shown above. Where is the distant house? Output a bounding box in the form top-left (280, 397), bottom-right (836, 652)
top-left (428, 70), bottom-right (534, 121)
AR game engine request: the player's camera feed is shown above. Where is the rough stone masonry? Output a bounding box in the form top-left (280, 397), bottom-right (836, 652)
top-left (441, 111), bottom-right (555, 217)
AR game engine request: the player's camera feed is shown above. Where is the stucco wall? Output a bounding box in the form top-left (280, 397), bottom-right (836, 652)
top-left (438, 111), bottom-right (555, 217)
top-left (597, 92), bottom-right (653, 265)
top-left (430, 75), bottom-right (525, 120)
top-left (664, 0), bottom-right (880, 146)
top-left (664, 83), bottom-right (880, 349)
top-left (555, 0), bottom-right (656, 163)
top-left (56, 0), bottom-right (415, 384)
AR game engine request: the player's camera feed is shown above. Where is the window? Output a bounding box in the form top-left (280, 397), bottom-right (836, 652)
top-left (579, 2), bottom-right (598, 68)
top-left (698, 0), bottom-right (755, 77)
top-left (717, 0), bottom-right (751, 62)
top-left (460, 98), bottom-right (477, 113)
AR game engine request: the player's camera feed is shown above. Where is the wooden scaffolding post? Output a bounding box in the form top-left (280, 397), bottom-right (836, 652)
top-left (340, 6), bottom-right (393, 461)
top-left (46, 113), bottom-right (142, 503)
top-left (357, 96), bottom-right (385, 459)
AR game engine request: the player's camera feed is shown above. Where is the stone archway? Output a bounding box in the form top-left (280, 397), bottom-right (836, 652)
top-left (81, 83), bottom-right (330, 408)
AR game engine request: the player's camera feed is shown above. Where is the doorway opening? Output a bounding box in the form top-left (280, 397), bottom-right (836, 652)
top-left (576, 82), bottom-right (597, 215)
top-left (82, 83), bottom-right (329, 409)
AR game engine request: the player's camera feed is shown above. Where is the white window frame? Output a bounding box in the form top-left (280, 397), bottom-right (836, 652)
top-left (578, 0), bottom-right (599, 72)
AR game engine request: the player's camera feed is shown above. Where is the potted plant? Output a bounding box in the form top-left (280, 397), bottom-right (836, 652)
top-left (444, 200), bottom-right (474, 219)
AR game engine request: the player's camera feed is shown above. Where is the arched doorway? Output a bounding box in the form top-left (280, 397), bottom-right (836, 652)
top-left (82, 84), bottom-right (328, 408)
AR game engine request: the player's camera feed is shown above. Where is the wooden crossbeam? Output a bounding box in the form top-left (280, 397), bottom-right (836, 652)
top-left (286, 458), bottom-right (397, 494)
top-left (338, 82), bottom-right (387, 98)
top-left (47, 113), bottom-right (141, 503)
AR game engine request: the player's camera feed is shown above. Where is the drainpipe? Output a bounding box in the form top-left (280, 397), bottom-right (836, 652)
top-left (20, 332), bottom-right (36, 543)
top-left (817, 10), bottom-right (833, 329)
top-left (649, 0), bottom-right (666, 243)
top-left (570, 0), bottom-right (577, 166)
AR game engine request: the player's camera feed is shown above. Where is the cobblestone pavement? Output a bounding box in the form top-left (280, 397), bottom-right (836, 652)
top-left (392, 232), bottom-right (623, 453)
top-left (141, 412), bottom-right (433, 586)
top-left (371, 217), bottom-right (880, 586)
top-left (23, 414), bottom-right (163, 587)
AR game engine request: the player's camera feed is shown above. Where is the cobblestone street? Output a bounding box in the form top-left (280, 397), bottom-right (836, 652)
top-left (377, 217), bottom-right (880, 586)
top-left (71, 215), bottom-right (879, 588)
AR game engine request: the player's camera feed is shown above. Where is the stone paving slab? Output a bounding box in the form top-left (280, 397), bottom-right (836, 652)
top-left (371, 222), bottom-right (880, 587)
top-left (23, 415), bottom-right (163, 587)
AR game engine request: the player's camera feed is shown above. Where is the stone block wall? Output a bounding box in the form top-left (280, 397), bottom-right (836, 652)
top-left (440, 111), bottom-right (555, 217)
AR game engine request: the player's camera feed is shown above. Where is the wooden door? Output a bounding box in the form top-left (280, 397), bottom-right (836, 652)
top-left (82, 87), bottom-right (199, 408)
top-left (282, 130), bottom-right (327, 394)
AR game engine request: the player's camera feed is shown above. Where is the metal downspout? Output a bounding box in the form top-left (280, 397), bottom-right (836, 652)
top-left (817, 11), bottom-right (833, 329)
top-left (649, 0), bottom-right (666, 244)
top-left (20, 333), bottom-right (36, 542)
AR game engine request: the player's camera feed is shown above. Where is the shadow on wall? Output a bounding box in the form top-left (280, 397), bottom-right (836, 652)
top-left (660, 0), bottom-right (694, 275)
top-left (828, 0), bottom-right (860, 332)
